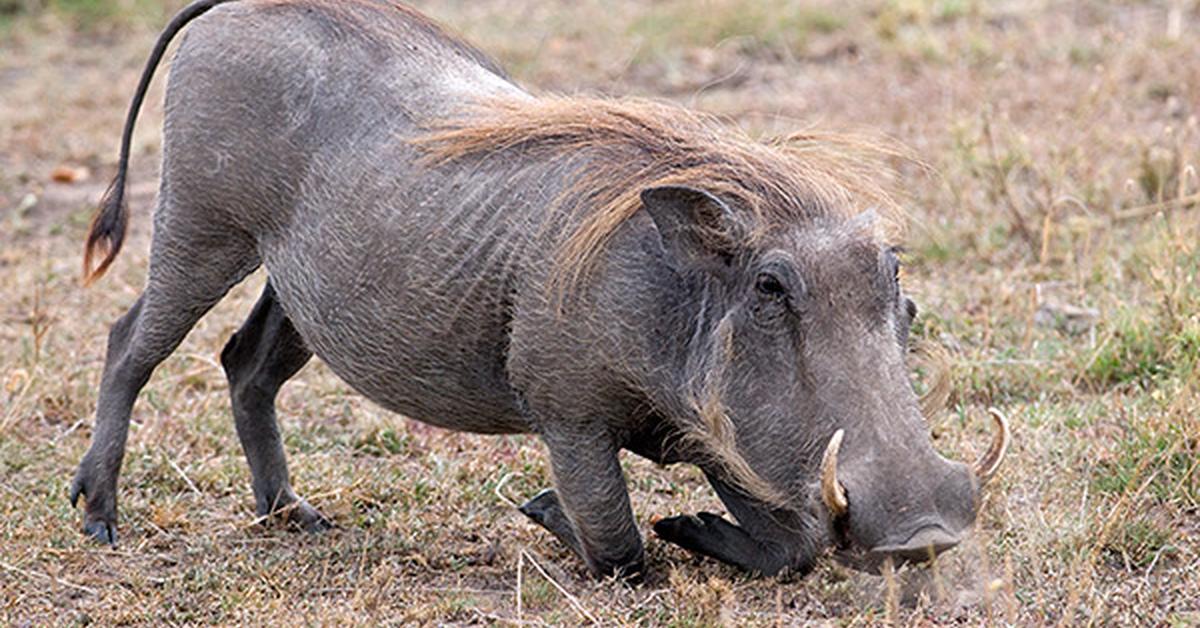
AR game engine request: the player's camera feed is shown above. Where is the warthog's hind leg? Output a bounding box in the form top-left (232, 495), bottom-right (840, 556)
top-left (220, 280), bottom-right (330, 532)
top-left (71, 215), bottom-right (259, 545)
top-left (70, 296), bottom-right (147, 545)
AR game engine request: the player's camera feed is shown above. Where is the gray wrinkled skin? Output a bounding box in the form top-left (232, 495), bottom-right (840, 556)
top-left (70, 0), bottom-right (980, 580)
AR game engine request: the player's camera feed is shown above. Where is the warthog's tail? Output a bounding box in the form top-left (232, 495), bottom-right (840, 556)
top-left (83, 0), bottom-right (239, 285)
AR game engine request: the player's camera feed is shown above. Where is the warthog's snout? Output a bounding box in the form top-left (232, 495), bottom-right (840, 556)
top-left (820, 409), bottom-right (1010, 570)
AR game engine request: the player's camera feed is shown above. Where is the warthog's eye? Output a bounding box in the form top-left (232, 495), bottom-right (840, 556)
top-left (755, 272), bottom-right (787, 299)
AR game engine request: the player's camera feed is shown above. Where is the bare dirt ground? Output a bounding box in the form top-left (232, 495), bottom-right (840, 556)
top-left (1, 0), bottom-right (1198, 625)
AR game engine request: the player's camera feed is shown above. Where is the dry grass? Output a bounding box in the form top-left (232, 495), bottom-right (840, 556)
top-left (2, 0), bottom-right (1199, 625)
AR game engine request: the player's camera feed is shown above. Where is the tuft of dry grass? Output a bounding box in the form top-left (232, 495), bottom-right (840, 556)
top-left (2, 0), bottom-right (1199, 625)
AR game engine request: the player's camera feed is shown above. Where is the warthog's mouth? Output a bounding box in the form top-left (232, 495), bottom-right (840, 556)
top-left (832, 523), bottom-right (963, 573)
top-left (866, 524), bottom-right (963, 563)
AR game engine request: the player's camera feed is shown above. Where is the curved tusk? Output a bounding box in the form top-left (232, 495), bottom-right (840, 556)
top-left (820, 429), bottom-right (849, 517)
top-left (974, 408), bottom-right (1011, 484)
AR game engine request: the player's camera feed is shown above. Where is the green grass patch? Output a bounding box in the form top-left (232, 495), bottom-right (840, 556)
top-left (1085, 311), bottom-right (1175, 388)
top-left (1, 0), bottom-right (184, 29)
top-left (629, 0), bottom-right (844, 59)
top-left (1082, 229), bottom-right (1200, 389)
top-left (1103, 519), bottom-right (1176, 570)
top-left (1093, 399), bottom-right (1199, 509)
top-left (354, 425), bottom-right (411, 457)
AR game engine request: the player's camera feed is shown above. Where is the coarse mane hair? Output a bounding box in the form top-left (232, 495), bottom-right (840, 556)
top-left (416, 95), bottom-right (913, 506)
top-left (417, 95), bottom-right (908, 300)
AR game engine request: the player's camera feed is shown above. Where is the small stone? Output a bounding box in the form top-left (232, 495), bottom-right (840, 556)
top-left (1034, 301), bottom-right (1098, 336)
top-left (50, 164), bottom-right (91, 184)
top-left (5, 368), bottom-right (28, 394)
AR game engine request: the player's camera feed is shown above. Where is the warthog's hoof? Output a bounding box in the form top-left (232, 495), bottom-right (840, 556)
top-left (256, 494), bottom-right (334, 533)
top-left (518, 489), bottom-right (584, 557)
top-left (517, 489), bottom-right (560, 527)
top-left (653, 512), bottom-right (801, 577)
top-left (284, 498), bottom-right (334, 533)
top-left (82, 519), bottom-right (118, 545)
top-left (70, 469), bottom-right (119, 546)
top-left (652, 513), bottom-right (710, 547)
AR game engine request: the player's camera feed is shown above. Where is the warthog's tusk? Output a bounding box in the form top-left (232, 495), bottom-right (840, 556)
top-left (820, 429), bottom-right (849, 517)
top-left (974, 408), bottom-right (1010, 484)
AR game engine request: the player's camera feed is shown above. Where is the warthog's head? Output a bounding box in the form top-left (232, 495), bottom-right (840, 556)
top-left (641, 185), bottom-right (1008, 573)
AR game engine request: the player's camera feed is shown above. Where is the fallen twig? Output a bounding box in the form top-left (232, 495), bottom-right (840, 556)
top-left (982, 112), bottom-right (1039, 258)
top-left (166, 455), bottom-right (201, 496)
top-left (516, 548), bottom-right (524, 622)
top-left (520, 549), bottom-right (598, 625)
top-left (0, 560), bottom-right (97, 596)
top-left (493, 470), bottom-right (519, 509)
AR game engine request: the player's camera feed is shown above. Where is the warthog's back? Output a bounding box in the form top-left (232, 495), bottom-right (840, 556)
top-left (162, 0), bottom-right (540, 433)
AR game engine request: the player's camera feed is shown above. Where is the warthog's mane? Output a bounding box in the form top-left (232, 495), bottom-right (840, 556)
top-left (417, 96), bottom-right (911, 507)
top-left (417, 96), bottom-right (907, 301)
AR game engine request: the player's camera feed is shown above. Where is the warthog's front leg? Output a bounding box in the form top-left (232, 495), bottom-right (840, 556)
top-left (653, 472), bottom-right (820, 577)
top-left (523, 429), bottom-right (644, 580)
top-left (653, 512), bottom-right (787, 575)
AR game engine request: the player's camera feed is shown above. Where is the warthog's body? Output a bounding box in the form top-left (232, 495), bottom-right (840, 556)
top-left (71, 0), bottom-right (1007, 579)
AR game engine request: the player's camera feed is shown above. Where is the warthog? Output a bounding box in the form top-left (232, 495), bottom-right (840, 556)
top-left (70, 0), bottom-right (1009, 579)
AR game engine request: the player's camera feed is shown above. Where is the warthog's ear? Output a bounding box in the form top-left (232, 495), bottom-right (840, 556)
top-left (641, 186), bottom-right (737, 269)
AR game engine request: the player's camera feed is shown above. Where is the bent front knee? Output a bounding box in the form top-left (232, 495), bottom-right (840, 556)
top-left (582, 538), bottom-right (645, 581)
